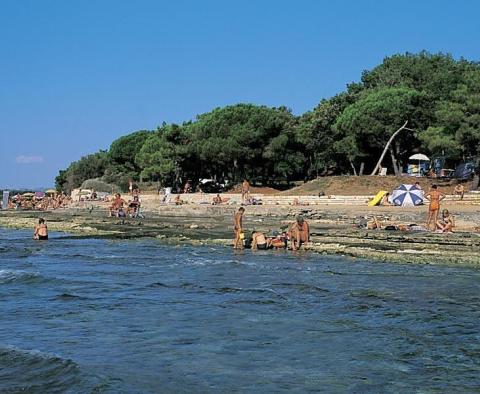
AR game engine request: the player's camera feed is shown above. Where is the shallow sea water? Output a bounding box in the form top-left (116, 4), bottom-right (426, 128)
top-left (0, 228), bottom-right (479, 393)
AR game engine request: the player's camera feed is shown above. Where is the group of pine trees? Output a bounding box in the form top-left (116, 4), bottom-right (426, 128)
top-left (56, 52), bottom-right (480, 192)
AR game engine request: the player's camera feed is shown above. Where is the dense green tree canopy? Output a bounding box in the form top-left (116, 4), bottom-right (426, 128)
top-left (55, 151), bottom-right (110, 192)
top-left (56, 52), bottom-right (480, 192)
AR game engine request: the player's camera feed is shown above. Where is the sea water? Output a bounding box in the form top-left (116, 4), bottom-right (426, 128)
top-left (0, 228), bottom-right (479, 393)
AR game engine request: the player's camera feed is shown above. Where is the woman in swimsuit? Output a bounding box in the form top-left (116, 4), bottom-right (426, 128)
top-left (437, 209), bottom-right (454, 233)
top-left (425, 185), bottom-right (445, 231)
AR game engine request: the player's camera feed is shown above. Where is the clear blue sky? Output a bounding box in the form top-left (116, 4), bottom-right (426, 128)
top-left (1, 0), bottom-right (479, 188)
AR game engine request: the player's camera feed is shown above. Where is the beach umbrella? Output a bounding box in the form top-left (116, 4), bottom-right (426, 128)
top-left (409, 153), bottom-right (430, 176)
top-left (409, 153), bottom-right (429, 161)
top-left (22, 192), bottom-right (35, 197)
top-left (391, 184), bottom-right (424, 207)
top-left (45, 189), bottom-right (57, 194)
top-left (34, 191), bottom-right (45, 199)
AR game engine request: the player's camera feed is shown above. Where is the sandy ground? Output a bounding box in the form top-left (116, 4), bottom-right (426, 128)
top-left (1, 193), bottom-right (479, 266)
top-left (281, 175), bottom-right (472, 196)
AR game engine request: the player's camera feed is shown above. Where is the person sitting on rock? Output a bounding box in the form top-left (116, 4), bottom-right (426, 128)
top-left (437, 209), bottom-right (455, 233)
top-left (108, 193), bottom-right (126, 217)
top-left (251, 231), bottom-right (269, 250)
top-left (453, 184), bottom-right (465, 200)
top-left (288, 215), bottom-right (310, 250)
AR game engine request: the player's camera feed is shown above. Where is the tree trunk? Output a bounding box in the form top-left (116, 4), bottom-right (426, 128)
top-left (389, 146), bottom-right (400, 176)
top-left (359, 162), bottom-right (365, 176)
top-left (349, 159), bottom-right (358, 176)
top-left (371, 121), bottom-right (410, 175)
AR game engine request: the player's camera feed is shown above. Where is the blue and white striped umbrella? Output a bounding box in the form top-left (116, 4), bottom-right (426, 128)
top-left (391, 184), bottom-right (424, 207)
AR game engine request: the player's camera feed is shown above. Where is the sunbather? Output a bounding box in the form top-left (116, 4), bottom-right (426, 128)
top-left (108, 193), bottom-right (126, 217)
top-left (437, 209), bottom-right (455, 233)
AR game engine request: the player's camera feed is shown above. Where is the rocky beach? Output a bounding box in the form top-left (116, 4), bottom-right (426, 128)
top-left (2, 193), bottom-right (480, 266)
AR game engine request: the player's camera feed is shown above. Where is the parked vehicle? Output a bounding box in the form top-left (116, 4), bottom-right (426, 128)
top-left (454, 160), bottom-right (478, 180)
top-left (197, 179), bottom-right (228, 193)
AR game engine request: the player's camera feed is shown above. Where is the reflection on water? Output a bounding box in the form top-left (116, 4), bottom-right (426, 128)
top-left (1, 228), bottom-right (479, 392)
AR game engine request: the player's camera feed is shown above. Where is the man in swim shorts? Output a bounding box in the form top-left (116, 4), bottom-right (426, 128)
top-left (233, 207), bottom-right (245, 249)
top-left (425, 184), bottom-right (445, 231)
top-left (251, 231), bottom-right (269, 250)
top-left (288, 215), bottom-right (310, 250)
top-left (33, 218), bottom-right (48, 240)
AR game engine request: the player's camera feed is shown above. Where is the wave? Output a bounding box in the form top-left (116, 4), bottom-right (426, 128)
top-left (273, 283), bottom-right (330, 293)
top-left (0, 269), bottom-right (44, 285)
top-left (52, 293), bottom-right (89, 301)
top-left (216, 286), bottom-right (288, 300)
top-left (0, 346), bottom-right (107, 393)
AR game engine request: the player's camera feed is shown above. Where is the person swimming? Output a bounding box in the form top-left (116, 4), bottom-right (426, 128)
top-left (33, 218), bottom-right (48, 240)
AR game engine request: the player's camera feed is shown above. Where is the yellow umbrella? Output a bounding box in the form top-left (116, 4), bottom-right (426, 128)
top-left (45, 189), bottom-right (57, 194)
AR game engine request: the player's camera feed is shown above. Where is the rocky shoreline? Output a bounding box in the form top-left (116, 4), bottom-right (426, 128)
top-left (1, 203), bottom-right (480, 266)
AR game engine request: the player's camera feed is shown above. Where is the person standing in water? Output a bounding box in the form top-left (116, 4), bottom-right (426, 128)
top-left (33, 218), bottom-right (48, 240)
top-left (233, 207), bottom-right (245, 249)
top-left (425, 184), bottom-right (445, 231)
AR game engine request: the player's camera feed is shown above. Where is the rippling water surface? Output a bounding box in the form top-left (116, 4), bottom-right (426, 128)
top-left (1, 228), bottom-right (479, 393)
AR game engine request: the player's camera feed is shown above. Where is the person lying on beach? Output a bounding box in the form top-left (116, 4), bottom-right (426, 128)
top-left (292, 198), bottom-right (310, 206)
top-left (380, 193), bottom-right (392, 206)
top-left (233, 207), bottom-right (245, 249)
top-left (212, 194), bottom-right (230, 205)
top-left (288, 215), bottom-right (310, 250)
top-left (251, 231), bottom-right (270, 250)
top-left (33, 218), bottom-right (48, 240)
top-left (174, 195), bottom-right (186, 205)
top-left (367, 216), bottom-right (381, 230)
top-left (108, 193), bottom-right (126, 217)
top-left (436, 209), bottom-right (455, 233)
top-left (243, 197), bottom-right (262, 206)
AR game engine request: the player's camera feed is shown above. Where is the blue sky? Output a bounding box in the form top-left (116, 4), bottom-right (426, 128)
top-left (1, 0), bottom-right (479, 188)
